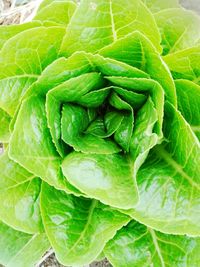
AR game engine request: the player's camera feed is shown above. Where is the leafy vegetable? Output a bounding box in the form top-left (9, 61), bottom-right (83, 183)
top-left (0, 0), bottom-right (200, 266)
top-left (0, 221), bottom-right (50, 267)
top-left (104, 221), bottom-right (200, 267)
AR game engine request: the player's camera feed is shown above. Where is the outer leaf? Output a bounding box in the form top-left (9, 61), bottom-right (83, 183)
top-left (104, 221), bottom-right (200, 267)
top-left (127, 103), bottom-right (200, 235)
top-left (23, 52), bottom-right (94, 99)
top-left (100, 31), bottom-right (176, 106)
top-left (37, 0), bottom-right (76, 11)
top-left (0, 22), bottom-right (42, 50)
top-left (0, 151), bottom-right (43, 234)
top-left (142, 0), bottom-right (180, 13)
top-left (9, 96), bottom-right (81, 196)
top-left (155, 8), bottom-right (200, 55)
top-left (40, 182), bottom-right (130, 266)
top-left (163, 45), bottom-right (200, 84)
top-left (62, 152), bottom-right (138, 209)
top-left (175, 79), bottom-right (200, 140)
top-left (0, 221), bottom-right (50, 267)
top-left (0, 108), bottom-right (11, 142)
top-left (0, 27), bottom-right (65, 78)
top-left (60, 0), bottom-right (162, 56)
top-left (0, 26), bottom-right (65, 120)
top-left (34, 1), bottom-right (77, 25)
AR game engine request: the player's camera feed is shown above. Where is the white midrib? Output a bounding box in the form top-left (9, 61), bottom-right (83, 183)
top-left (155, 146), bottom-right (200, 191)
top-left (67, 200), bottom-right (97, 254)
top-left (8, 234), bottom-right (37, 264)
top-left (149, 228), bottom-right (165, 267)
top-left (191, 125), bottom-right (200, 132)
top-left (109, 0), bottom-right (117, 42)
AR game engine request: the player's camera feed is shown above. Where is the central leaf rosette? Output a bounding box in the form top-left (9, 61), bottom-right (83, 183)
top-left (32, 52), bottom-right (164, 210)
top-left (8, 34), bottom-right (167, 211)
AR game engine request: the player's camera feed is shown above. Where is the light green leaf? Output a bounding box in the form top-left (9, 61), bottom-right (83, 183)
top-left (100, 31), bottom-right (176, 106)
top-left (142, 0), bottom-right (180, 13)
top-left (0, 221), bottom-right (50, 267)
top-left (37, 0), bottom-right (76, 11)
top-left (0, 150), bottom-right (34, 189)
top-left (126, 103), bottom-right (200, 235)
top-left (34, 1), bottom-right (77, 25)
top-left (0, 151), bottom-right (43, 234)
top-left (0, 26), bottom-right (65, 78)
top-left (62, 152), bottom-right (138, 209)
top-left (95, 252), bottom-right (105, 262)
top-left (40, 182), bottom-right (130, 266)
top-left (0, 108), bottom-right (11, 142)
top-left (0, 22), bottom-right (42, 50)
top-left (23, 52), bottom-right (93, 99)
top-left (175, 79), bottom-right (200, 140)
top-left (9, 96), bottom-right (81, 196)
top-left (104, 221), bottom-right (200, 267)
top-left (155, 8), bottom-right (200, 55)
top-left (0, 76), bottom-right (37, 117)
top-left (60, 0), bottom-right (162, 56)
top-left (0, 26), bottom-right (65, 119)
top-left (24, 51), bottom-right (149, 100)
top-left (163, 45), bottom-right (200, 84)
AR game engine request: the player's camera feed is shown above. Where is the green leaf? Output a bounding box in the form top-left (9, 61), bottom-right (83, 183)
top-left (155, 8), bottom-right (200, 55)
top-left (104, 221), bottom-right (200, 267)
top-left (0, 26), bottom-right (65, 78)
top-left (9, 96), bottom-right (81, 196)
top-left (105, 77), bottom-right (164, 139)
top-left (163, 45), bottom-right (200, 84)
top-left (0, 221), bottom-right (50, 267)
top-left (100, 31), bottom-right (176, 106)
top-left (37, 0), bottom-right (76, 11)
top-left (126, 103), bottom-right (200, 235)
top-left (24, 52), bottom-right (94, 99)
top-left (40, 182), bottom-right (130, 266)
top-left (46, 72), bottom-right (108, 156)
top-left (0, 76), bottom-right (37, 117)
top-left (24, 51), bottom-right (149, 100)
top-left (62, 152), bottom-right (138, 209)
top-left (130, 97), bottom-right (158, 173)
top-left (34, 1), bottom-right (77, 25)
top-left (109, 92), bottom-right (134, 152)
top-left (60, 0), bottom-right (162, 56)
top-left (142, 0), bottom-right (180, 13)
top-left (0, 22), bottom-right (42, 50)
top-left (61, 103), bottom-right (121, 154)
top-left (0, 26), bottom-right (65, 119)
top-left (0, 108), bottom-right (11, 142)
top-left (42, 52), bottom-right (149, 157)
top-left (0, 151), bottom-right (43, 234)
top-left (175, 79), bottom-right (200, 140)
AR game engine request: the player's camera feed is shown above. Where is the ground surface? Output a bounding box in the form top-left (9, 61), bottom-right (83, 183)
top-left (0, 0), bottom-right (199, 266)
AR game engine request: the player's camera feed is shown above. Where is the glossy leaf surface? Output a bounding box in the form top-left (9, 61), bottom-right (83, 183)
top-left (0, 221), bottom-right (50, 267)
top-left (105, 221), bottom-right (200, 267)
top-left (41, 183), bottom-right (130, 266)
